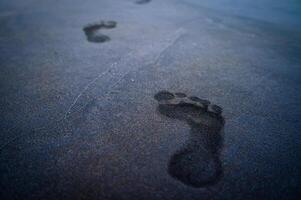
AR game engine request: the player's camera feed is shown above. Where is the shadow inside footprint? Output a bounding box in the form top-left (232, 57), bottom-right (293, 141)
top-left (154, 91), bottom-right (225, 187)
top-left (135, 0), bottom-right (151, 4)
top-left (83, 21), bottom-right (117, 43)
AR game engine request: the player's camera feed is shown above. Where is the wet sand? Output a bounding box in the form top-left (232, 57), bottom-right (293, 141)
top-left (0, 0), bottom-right (300, 199)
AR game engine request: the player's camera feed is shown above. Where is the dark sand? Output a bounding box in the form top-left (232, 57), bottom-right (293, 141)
top-left (1, 0), bottom-right (300, 199)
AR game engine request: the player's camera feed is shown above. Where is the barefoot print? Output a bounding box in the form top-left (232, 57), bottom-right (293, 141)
top-left (154, 91), bottom-right (225, 187)
top-left (83, 21), bottom-right (117, 43)
top-left (135, 0), bottom-right (151, 5)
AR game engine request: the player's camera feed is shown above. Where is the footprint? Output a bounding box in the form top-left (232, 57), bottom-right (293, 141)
top-left (135, 0), bottom-right (151, 5)
top-left (83, 21), bottom-right (117, 43)
top-left (154, 91), bottom-right (225, 187)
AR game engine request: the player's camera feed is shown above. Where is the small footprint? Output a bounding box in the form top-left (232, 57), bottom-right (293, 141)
top-left (83, 21), bottom-right (117, 43)
top-left (135, 0), bottom-right (151, 5)
top-left (154, 91), bottom-right (225, 187)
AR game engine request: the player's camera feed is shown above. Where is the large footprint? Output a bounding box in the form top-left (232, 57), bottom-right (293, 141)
top-left (154, 91), bottom-right (225, 187)
top-left (83, 21), bottom-right (117, 43)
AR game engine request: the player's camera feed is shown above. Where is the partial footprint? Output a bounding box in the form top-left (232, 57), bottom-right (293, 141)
top-left (135, 0), bottom-right (151, 5)
top-left (154, 91), bottom-right (225, 187)
top-left (83, 21), bottom-right (117, 43)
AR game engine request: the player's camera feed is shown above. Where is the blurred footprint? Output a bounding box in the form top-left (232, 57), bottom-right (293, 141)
top-left (135, 0), bottom-right (151, 5)
top-left (83, 21), bottom-right (117, 43)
